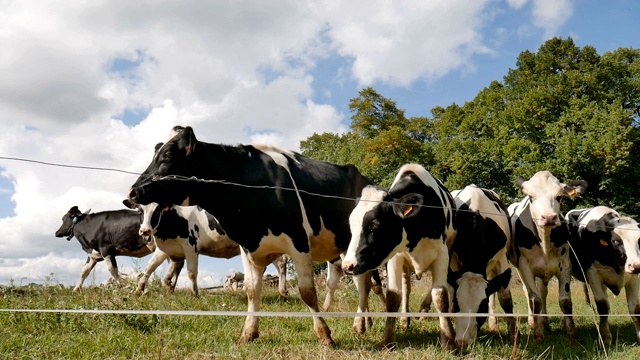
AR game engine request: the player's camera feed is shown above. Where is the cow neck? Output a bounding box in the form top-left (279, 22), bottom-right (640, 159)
top-left (68, 213), bottom-right (88, 240)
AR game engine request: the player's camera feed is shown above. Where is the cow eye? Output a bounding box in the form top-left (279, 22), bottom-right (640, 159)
top-left (555, 196), bottom-right (562, 202)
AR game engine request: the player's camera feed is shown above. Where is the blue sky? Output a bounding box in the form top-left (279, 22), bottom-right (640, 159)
top-left (0, 0), bottom-right (638, 287)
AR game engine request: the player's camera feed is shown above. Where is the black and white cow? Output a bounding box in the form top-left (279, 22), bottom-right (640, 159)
top-left (508, 171), bottom-right (587, 341)
top-left (132, 202), bottom-right (288, 298)
top-left (127, 126), bottom-right (378, 346)
top-left (566, 206), bottom-right (640, 344)
top-left (447, 185), bottom-right (516, 346)
top-left (54, 206), bottom-right (182, 291)
top-left (342, 164), bottom-right (457, 350)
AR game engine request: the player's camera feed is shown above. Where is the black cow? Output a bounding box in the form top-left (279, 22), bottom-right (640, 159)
top-left (508, 170), bottom-right (587, 341)
top-left (447, 185), bottom-right (516, 346)
top-left (566, 206), bottom-right (640, 344)
top-left (127, 126), bottom-right (376, 346)
top-left (342, 164), bottom-right (457, 350)
top-left (54, 206), bottom-right (182, 291)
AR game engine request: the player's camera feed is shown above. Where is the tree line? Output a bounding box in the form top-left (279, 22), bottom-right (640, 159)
top-left (300, 37), bottom-right (640, 217)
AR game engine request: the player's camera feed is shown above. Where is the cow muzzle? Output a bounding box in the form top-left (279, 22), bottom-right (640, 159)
top-left (139, 227), bottom-right (152, 237)
top-left (625, 262), bottom-right (640, 275)
top-left (342, 260), bottom-right (359, 275)
top-left (540, 213), bottom-right (560, 227)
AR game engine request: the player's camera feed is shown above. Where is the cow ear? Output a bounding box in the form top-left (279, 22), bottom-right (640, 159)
top-left (516, 176), bottom-right (526, 190)
top-left (563, 180), bottom-right (587, 197)
top-left (486, 268), bottom-right (511, 296)
top-left (82, 209), bottom-right (91, 216)
top-left (70, 206), bottom-right (79, 213)
top-left (392, 193), bottom-right (424, 219)
top-left (154, 142), bottom-right (164, 153)
top-left (182, 126), bottom-right (198, 156)
top-left (122, 199), bottom-right (135, 209)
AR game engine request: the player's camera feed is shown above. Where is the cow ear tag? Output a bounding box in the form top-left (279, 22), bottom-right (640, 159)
top-left (403, 206), bottom-right (413, 217)
top-left (600, 239), bottom-right (609, 247)
top-left (185, 145), bottom-right (192, 156)
top-left (566, 189), bottom-right (577, 197)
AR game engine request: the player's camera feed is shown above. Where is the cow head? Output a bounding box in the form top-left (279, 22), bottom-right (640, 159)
top-left (614, 217), bottom-right (640, 274)
top-left (55, 206), bottom-right (90, 240)
top-left (449, 268), bottom-right (512, 346)
top-left (342, 185), bottom-right (423, 275)
top-left (122, 200), bottom-right (172, 239)
top-left (517, 171), bottom-right (587, 228)
top-left (128, 126), bottom-right (198, 206)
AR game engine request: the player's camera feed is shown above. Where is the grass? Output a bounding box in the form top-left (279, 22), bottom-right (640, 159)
top-left (1, 275), bottom-right (640, 359)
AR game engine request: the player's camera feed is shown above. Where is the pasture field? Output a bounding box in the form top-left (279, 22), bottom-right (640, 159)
top-left (1, 275), bottom-right (640, 360)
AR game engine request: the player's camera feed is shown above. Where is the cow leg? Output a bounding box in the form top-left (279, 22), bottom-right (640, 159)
top-left (488, 292), bottom-right (498, 332)
top-left (164, 259), bottom-right (184, 292)
top-left (371, 268), bottom-right (387, 310)
top-left (382, 253), bottom-right (403, 350)
top-left (430, 245), bottom-right (455, 351)
top-left (495, 261), bottom-right (517, 340)
top-left (537, 278), bottom-right (551, 331)
top-left (353, 273), bottom-right (372, 334)
top-left (624, 274), bottom-right (640, 344)
top-left (587, 270), bottom-right (611, 345)
top-left (399, 267), bottom-right (412, 330)
top-left (74, 256), bottom-right (98, 291)
top-left (135, 250), bottom-right (169, 295)
top-left (239, 248), bottom-right (266, 344)
top-left (274, 255), bottom-right (288, 298)
top-left (289, 251), bottom-right (334, 346)
top-left (323, 261), bottom-right (342, 311)
top-left (103, 255), bottom-right (121, 287)
top-left (582, 281), bottom-right (591, 306)
top-left (516, 260), bottom-right (543, 340)
top-left (184, 250), bottom-right (199, 296)
top-left (558, 256), bottom-right (577, 341)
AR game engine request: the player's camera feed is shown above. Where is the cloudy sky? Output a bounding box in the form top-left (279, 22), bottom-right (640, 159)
top-left (0, 0), bottom-right (638, 288)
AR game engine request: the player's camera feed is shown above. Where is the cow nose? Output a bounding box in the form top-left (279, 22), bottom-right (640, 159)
top-left (626, 263), bottom-right (640, 274)
top-left (139, 228), bottom-right (151, 236)
top-left (342, 261), bottom-right (356, 274)
top-left (541, 213), bottom-right (559, 226)
top-left (128, 188), bottom-right (138, 201)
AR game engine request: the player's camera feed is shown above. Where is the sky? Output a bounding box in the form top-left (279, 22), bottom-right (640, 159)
top-left (1, 0), bottom-right (639, 289)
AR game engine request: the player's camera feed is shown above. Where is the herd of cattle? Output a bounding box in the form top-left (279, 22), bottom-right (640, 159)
top-left (53, 125), bottom-right (640, 351)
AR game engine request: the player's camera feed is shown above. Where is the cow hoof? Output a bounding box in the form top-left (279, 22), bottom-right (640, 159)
top-left (440, 335), bottom-right (456, 352)
top-left (382, 341), bottom-right (397, 352)
top-left (399, 317), bottom-right (410, 330)
top-left (353, 317), bottom-right (366, 334)
top-left (239, 332), bottom-right (259, 344)
top-left (319, 337), bottom-right (335, 347)
top-left (279, 291), bottom-right (289, 299)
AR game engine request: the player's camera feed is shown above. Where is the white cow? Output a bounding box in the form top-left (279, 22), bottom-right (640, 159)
top-left (508, 171), bottom-right (587, 341)
top-left (134, 202), bottom-right (287, 297)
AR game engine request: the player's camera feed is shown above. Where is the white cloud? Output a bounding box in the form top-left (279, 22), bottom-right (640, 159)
top-left (314, 0), bottom-right (494, 86)
top-left (506, 0), bottom-right (528, 10)
top-left (531, 0), bottom-right (574, 38)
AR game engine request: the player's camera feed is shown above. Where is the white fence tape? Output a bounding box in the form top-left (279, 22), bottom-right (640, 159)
top-left (0, 309), bottom-right (634, 318)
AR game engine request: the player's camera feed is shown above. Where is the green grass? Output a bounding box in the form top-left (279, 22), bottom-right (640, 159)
top-left (1, 276), bottom-right (640, 359)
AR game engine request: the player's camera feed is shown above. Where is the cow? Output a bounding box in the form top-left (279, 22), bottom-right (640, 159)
top-left (342, 164), bottom-right (457, 350)
top-left (508, 170), bottom-right (587, 341)
top-left (126, 126), bottom-right (379, 346)
top-left (566, 206), bottom-right (640, 344)
top-left (447, 185), bottom-right (516, 346)
top-left (54, 206), bottom-right (182, 291)
top-left (131, 202), bottom-right (288, 298)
